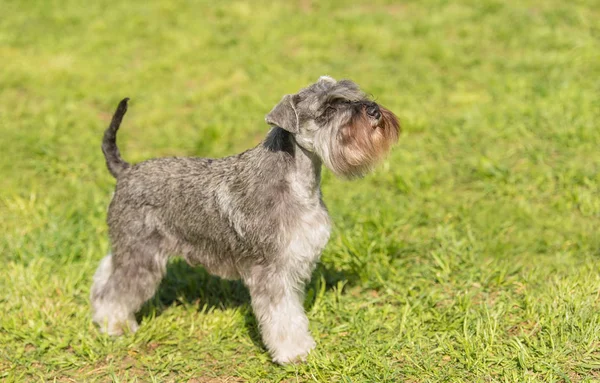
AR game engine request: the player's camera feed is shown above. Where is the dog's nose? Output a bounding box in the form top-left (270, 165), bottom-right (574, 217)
top-left (366, 103), bottom-right (381, 119)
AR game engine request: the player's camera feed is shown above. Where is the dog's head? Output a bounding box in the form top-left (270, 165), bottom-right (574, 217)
top-left (265, 76), bottom-right (400, 178)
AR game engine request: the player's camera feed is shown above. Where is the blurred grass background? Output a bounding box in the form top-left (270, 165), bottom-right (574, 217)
top-left (1, 0), bottom-right (599, 381)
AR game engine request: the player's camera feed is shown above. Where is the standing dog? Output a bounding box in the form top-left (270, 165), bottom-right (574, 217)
top-left (91, 76), bottom-right (400, 364)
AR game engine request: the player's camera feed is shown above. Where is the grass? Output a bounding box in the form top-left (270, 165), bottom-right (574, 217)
top-left (1, 0), bottom-right (599, 381)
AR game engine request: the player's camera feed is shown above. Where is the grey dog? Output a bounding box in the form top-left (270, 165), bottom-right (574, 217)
top-left (91, 76), bottom-right (400, 364)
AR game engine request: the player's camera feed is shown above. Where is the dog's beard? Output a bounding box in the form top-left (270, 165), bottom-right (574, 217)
top-left (315, 107), bottom-right (400, 178)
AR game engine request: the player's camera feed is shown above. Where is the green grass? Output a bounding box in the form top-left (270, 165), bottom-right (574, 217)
top-left (1, 0), bottom-right (599, 381)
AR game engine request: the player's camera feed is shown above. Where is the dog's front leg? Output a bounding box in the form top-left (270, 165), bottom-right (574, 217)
top-left (244, 267), bottom-right (315, 364)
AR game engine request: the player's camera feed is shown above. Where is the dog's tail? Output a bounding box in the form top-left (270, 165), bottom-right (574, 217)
top-left (102, 98), bottom-right (131, 178)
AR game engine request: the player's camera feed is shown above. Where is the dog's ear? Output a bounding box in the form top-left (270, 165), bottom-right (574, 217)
top-left (265, 94), bottom-right (299, 133)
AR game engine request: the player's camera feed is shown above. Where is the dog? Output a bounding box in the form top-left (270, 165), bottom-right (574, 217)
top-left (91, 76), bottom-right (400, 364)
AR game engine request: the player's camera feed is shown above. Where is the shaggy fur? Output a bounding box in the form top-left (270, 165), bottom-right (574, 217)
top-left (91, 76), bottom-right (400, 364)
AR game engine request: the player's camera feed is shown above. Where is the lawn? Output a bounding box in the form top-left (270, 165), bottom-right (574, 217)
top-left (1, 0), bottom-right (599, 381)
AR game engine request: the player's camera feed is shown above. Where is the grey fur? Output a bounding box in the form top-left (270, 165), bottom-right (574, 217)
top-left (91, 76), bottom-right (400, 364)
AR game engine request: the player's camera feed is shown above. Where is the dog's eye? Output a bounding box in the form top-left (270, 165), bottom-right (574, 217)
top-left (331, 99), bottom-right (351, 105)
top-left (324, 106), bottom-right (337, 115)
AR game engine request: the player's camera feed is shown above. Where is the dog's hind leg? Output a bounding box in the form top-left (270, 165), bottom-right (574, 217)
top-left (90, 236), bottom-right (168, 335)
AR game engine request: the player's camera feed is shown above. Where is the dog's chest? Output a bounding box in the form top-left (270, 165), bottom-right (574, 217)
top-left (281, 192), bottom-right (331, 273)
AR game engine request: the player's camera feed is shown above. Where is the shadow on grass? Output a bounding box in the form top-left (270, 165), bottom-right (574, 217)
top-left (137, 258), bottom-right (361, 351)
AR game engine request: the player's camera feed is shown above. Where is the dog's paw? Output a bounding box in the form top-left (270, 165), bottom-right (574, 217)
top-left (271, 335), bottom-right (316, 364)
top-left (95, 317), bottom-right (139, 336)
